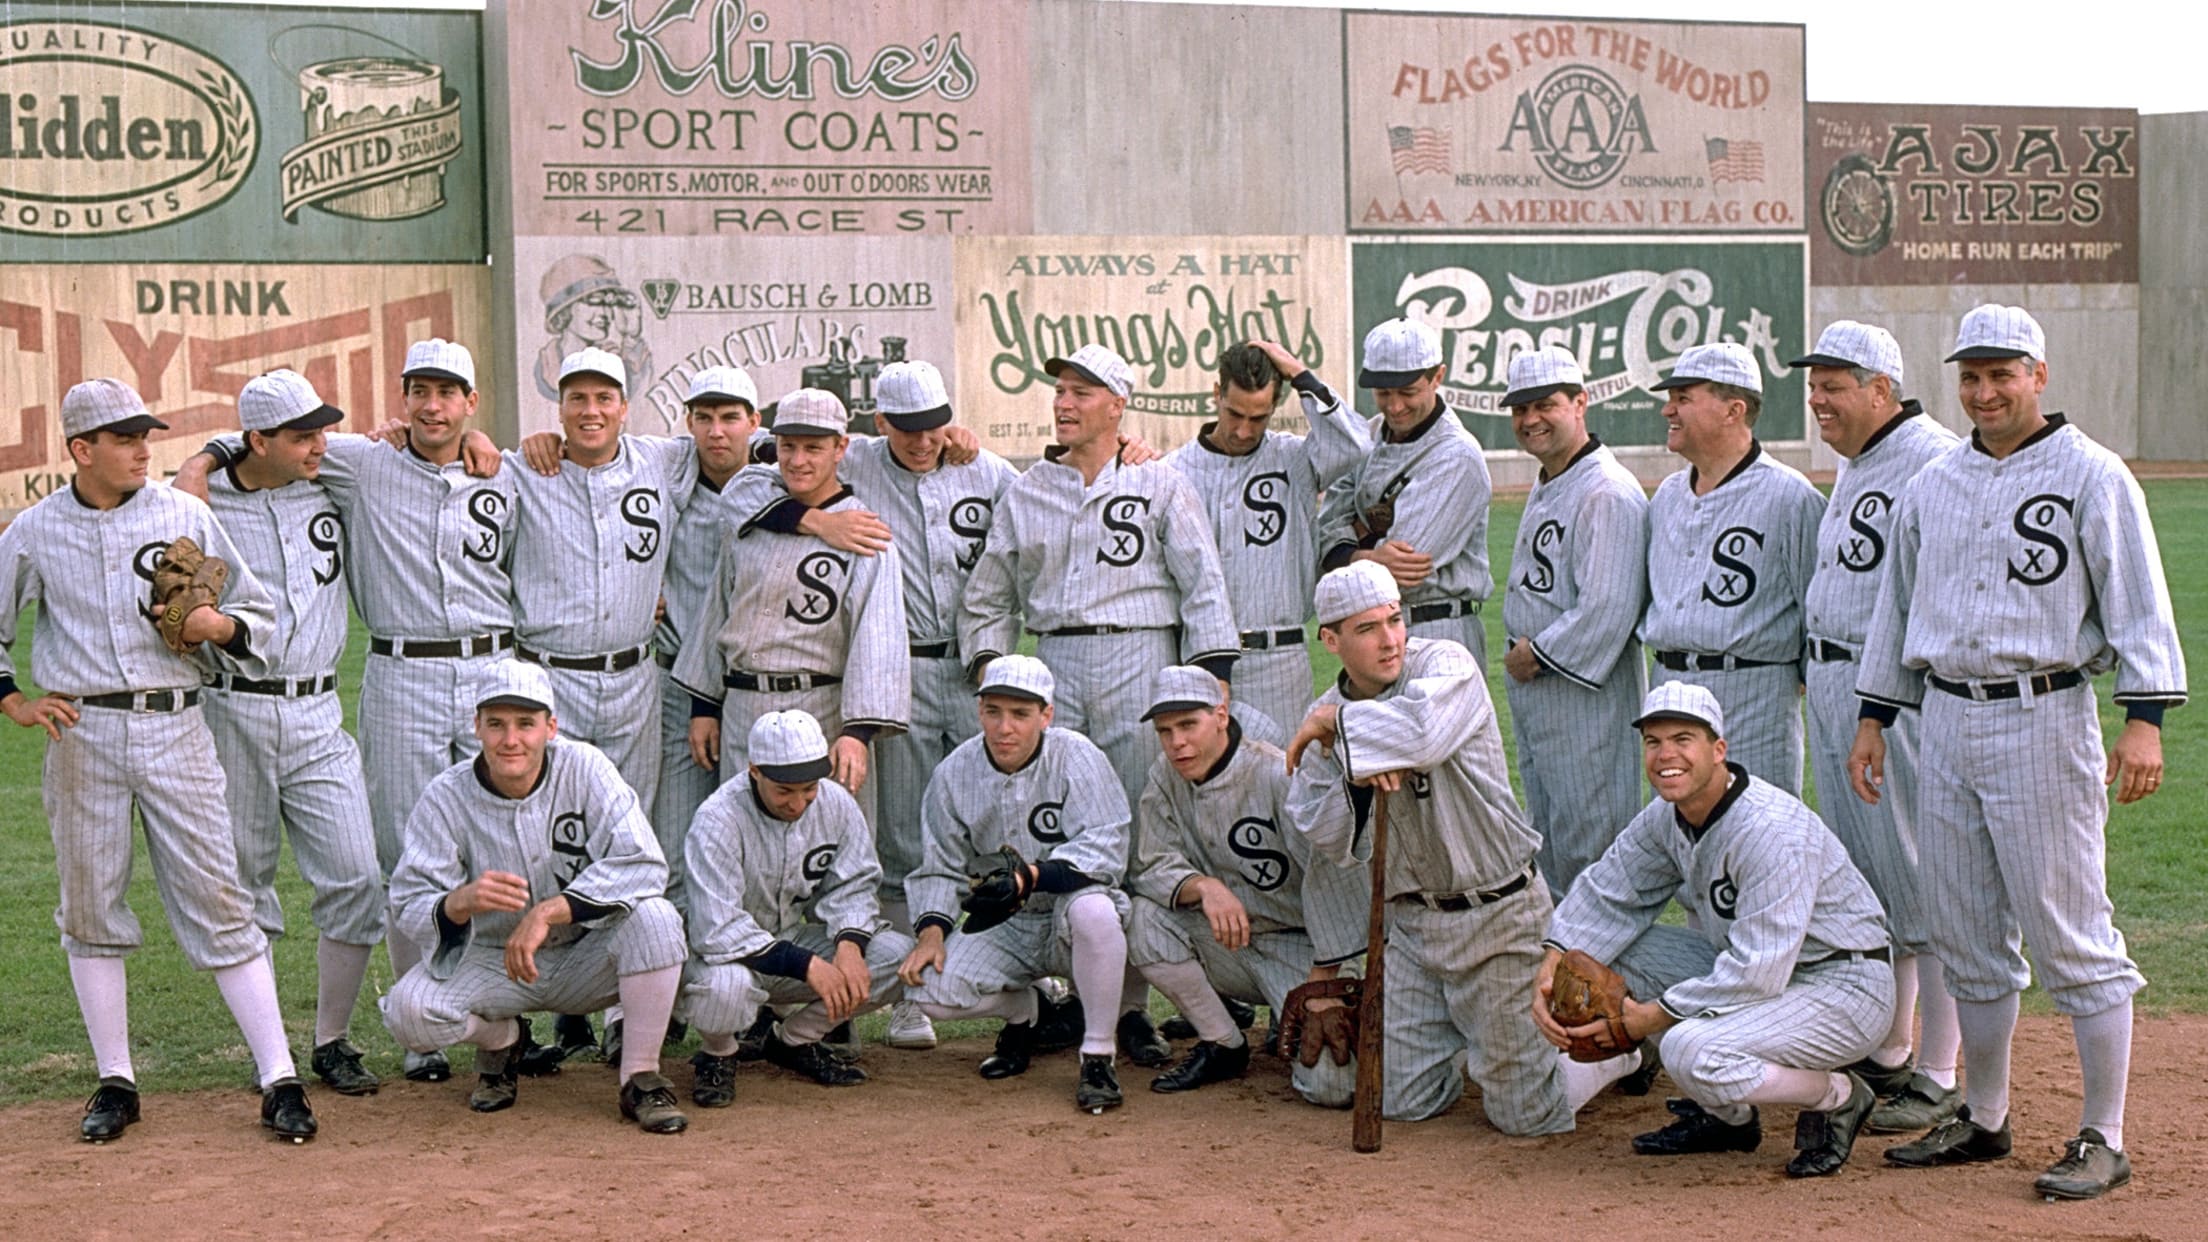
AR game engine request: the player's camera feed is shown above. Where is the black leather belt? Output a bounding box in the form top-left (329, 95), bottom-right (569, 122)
top-left (1239, 628), bottom-right (1306, 651)
top-left (208, 673), bottom-right (337, 698)
top-left (727, 672), bottom-right (842, 693)
top-left (910, 640), bottom-right (957, 659)
top-left (80, 688), bottom-right (200, 712)
top-left (1807, 638), bottom-right (1856, 663)
top-left (1407, 599), bottom-right (1479, 624)
top-left (1654, 649), bottom-right (1789, 672)
top-left (370, 632), bottom-right (513, 659)
top-left (1042, 625), bottom-right (1161, 637)
top-left (1394, 865), bottom-right (1534, 911)
top-left (1928, 669), bottom-right (2084, 701)
top-left (517, 643), bottom-right (650, 673)
top-left (1802, 945), bottom-right (1892, 967)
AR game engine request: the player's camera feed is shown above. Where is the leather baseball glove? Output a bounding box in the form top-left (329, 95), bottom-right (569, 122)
top-left (146, 536), bottom-right (229, 654)
top-left (1278, 977), bottom-right (1362, 1068)
top-left (1549, 949), bottom-right (1636, 1062)
top-left (960, 845), bottom-right (1035, 934)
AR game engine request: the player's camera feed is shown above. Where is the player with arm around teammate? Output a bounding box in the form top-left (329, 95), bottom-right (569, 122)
top-left (678, 710), bottom-right (914, 1104)
top-left (1849, 305), bottom-right (2185, 1200)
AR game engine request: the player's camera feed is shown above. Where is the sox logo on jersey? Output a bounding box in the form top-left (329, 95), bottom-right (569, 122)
top-left (1519, 520), bottom-right (1564, 593)
top-left (1099, 497), bottom-right (1150, 566)
top-left (2009, 495), bottom-right (2074, 585)
top-left (308, 512), bottom-right (344, 585)
top-left (620, 489), bottom-right (663, 562)
top-left (552, 811), bottom-right (589, 887)
top-left (1225, 817), bottom-right (1290, 891)
top-left (785, 553), bottom-right (847, 625)
top-left (465, 491), bottom-right (507, 562)
top-left (1028, 800), bottom-right (1067, 844)
top-left (1242, 473), bottom-right (1289, 546)
top-left (950, 498), bottom-right (994, 572)
top-left (1703, 526), bottom-right (1765, 607)
top-left (1836, 493), bottom-right (1892, 573)
top-left (802, 844), bottom-right (836, 887)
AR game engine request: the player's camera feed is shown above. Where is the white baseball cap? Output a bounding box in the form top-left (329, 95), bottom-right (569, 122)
top-left (1045, 343), bottom-right (1134, 399)
top-left (686, 366), bottom-right (758, 409)
top-left (1502, 346), bottom-right (1586, 409)
top-left (875, 360), bottom-right (953, 431)
top-left (238, 369), bottom-right (344, 434)
top-left (750, 710), bottom-right (832, 785)
top-left (1790, 321), bottom-right (1904, 391)
top-left (977, 654), bottom-right (1055, 706)
top-left (1315, 560), bottom-right (1402, 627)
top-left (1652, 342), bottom-right (1763, 395)
top-left (772, 388), bottom-right (849, 437)
top-left (475, 658), bottom-right (556, 715)
top-left (403, 338), bottom-right (476, 391)
top-left (558, 347), bottom-right (627, 392)
top-left (1633, 681), bottom-right (1725, 737)
top-left (1359, 318), bottom-right (1443, 389)
top-left (60, 378), bottom-right (168, 440)
top-left (1141, 665), bottom-right (1227, 722)
top-left (1945, 304), bottom-right (2045, 363)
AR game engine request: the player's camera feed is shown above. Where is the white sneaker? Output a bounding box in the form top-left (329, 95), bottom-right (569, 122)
top-left (887, 1001), bottom-right (938, 1050)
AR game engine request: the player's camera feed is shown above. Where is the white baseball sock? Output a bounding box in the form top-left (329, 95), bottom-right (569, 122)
top-left (1954, 992), bottom-right (2019, 1131)
top-left (616, 964), bottom-right (682, 1084)
top-left (213, 957), bottom-right (299, 1088)
top-left (1066, 891), bottom-right (1128, 1056)
top-left (1916, 956), bottom-right (1961, 1089)
top-left (68, 956), bottom-right (133, 1082)
top-left (1745, 1065), bottom-right (1850, 1110)
top-left (314, 938), bottom-right (374, 1047)
top-left (462, 1014), bottom-right (520, 1051)
top-left (916, 987), bottom-right (1038, 1027)
top-left (700, 1031), bottom-right (740, 1057)
top-left (1118, 961), bottom-right (1151, 1017)
top-left (1138, 959), bottom-right (1243, 1046)
top-left (1557, 1048), bottom-right (1640, 1112)
top-left (2072, 1000), bottom-right (2132, 1151)
top-left (1876, 954), bottom-right (1921, 1067)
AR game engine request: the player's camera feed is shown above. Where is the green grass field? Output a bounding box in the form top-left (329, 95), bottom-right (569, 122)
top-left (4, 481), bottom-right (2205, 1107)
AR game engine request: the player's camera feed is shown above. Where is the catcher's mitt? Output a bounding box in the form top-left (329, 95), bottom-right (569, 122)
top-left (960, 844), bottom-right (1034, 934)
top-left (146, 536), bottom-right (228, 654)
top-left (1549, 949), bottom-right (1636, 1062)
top-left (1278, 977), bottom-right (1362, 1069)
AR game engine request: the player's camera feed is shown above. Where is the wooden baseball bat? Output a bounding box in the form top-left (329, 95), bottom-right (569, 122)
top-left (1352, 787), bottom-right (1389, 1154)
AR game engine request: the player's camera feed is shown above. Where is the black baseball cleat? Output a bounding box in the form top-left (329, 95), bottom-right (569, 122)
top-left (1841, 1054), bottom-right (1915, 1098)
top-left (1786, 1072), bottom-right (1875, 1178)
top-left (1632, 1098), bottom-right (1762, 1156)
top-left (822, 1019), bottom-right (859, 1062)
top-left (1076, 1053), bottom-right (1123, 1113)
top-left (979, 1020), bottom-right (1037, 1079)
top-left (402, 1049), bottom-right (453, 1083)
top-left (599, 1018), bottom-right (625, 1069)
top-left (766, 1031), bottom-right (868, 1086)
top-left (618, 1072), bottom-right (689, 1134)
top-left (260, 1077), bottom-right (319, 1143)
top-left (512, 1017), bottom-right (565, 1078)
top-left (1031, 993), bottom-right (1085, 1055)
top-left (80, 1076), bottom-right (140, 1143)
top-left (311, 1037), bottom-right (381, 1096)
top-left (1150, 1039), bottom-right (1252, 1094)
top-left (1616, 1040), bottom-right (1663, 1096)
top-left (1117, 1009), bottom-right (1173, 1068)
top-left (734, 1010), bottom-right (777, 1062)
top-left (469, 1043), bottom-right (520, 1113)
top-left (662, 1019), bottom-right (690, 1050)
top-left (2034, 1128), bottom-right (2131, 1200)
top-left (554, 1013), bottom-right (598, 1060)
top-left (1883, 1106), bottom-right (2013, 1167)
top-left (689, 1051), bottom-right (737, 1108)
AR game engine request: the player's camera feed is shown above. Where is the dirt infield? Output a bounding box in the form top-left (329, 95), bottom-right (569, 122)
top-left (9, 1014), bottom-right (2202, 1240)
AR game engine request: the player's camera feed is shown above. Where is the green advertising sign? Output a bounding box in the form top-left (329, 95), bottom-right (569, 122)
top-left (1349, 238), bottom-right (1807, 447)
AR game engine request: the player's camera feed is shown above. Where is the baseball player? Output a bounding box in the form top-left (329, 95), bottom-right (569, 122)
top-left (1162, 341), bottom-right (1373, 735)
top-left (1, 379), bottom-right (315, 1142)
top-left (1790, 321), bottom-right (1965, 1132)
top-left (382, 659), bottom-right (690, 1133)
top-left (201, 370), bottom-right (388, 1097)
top-left (1642, 342), bottom-right (1825, 795)
top-left (1497, 346), bottom-right (1652, 898)
top-left (1538, 681), bottom-right (1896, 1179)
top-left (1123, 666), bottom-right (1367, 1099)
top-left (1316, 318), bottom-right (1494, 668)
top-left (679, 710), bottom-right (916, 1101)
top-left (897, 656), bottom-right (1133, 1113)
top-left (1283, 562), bottom-right (1641, 1130)
top-left (1850, 305), bottom-right (2185, 1200)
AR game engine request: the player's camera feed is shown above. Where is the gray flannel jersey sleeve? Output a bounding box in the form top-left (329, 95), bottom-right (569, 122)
top-left (1390, 444), bottom-right (1490, 586)
top-left (840, 541), bottom-right (913, 734)
top-left (1658, 830), bottom-right (1818, 1019)
top-left (809, 787), bottom-right (889, 938)
top-left (683, 792), bottom-right (771, 963)
top-left (1286, 740), bottom-right (1363, 868)
top-left (670, 527), bottom-right (735, 703)
top-left (561, 752), bottom-right (669, 920)
top-left (189, 494), bottom-right (279, 678)
top-left (1334, 644), bottom-right (1489, 780)
top-left (1545, 804), bottom-right (1678, 963)
top-left (1156, 468), bottom-right (1240, 665)
top-left (1051, 740), bottom-right (1133, 885)
top-left (0, 515), bottom-right (41, 685)
top-left (633, 434), bottom-right (702, 516)
top-left (389, 785), bottom-right (475, 975)
top-left (1297, 819), bottom-right (1374, 966)
top-left (2083, 464), bottom-right (2187, 704)
top-left (1128, 764), bottom-right (1200, 907)
top-left (909, 759), bottom-right (972, 924)
top-left (1531, 485), bottom-right (1650, 687)
top-left (1856, 483), bottom-right (1927, 710)
top-left (1786, 479), bottom-right (1826, 644)
top-left (956, 495), bottom-right (1022, 667)
top-left (1299, 386), bottom-right (1376, 487)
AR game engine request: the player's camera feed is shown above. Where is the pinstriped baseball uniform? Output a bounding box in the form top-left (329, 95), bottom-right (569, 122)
top-left (508, 434), bottom-right (698, 824)
top-left (1163, 384), bottom-right (1373, 734)
top-left (907, 727), bottom-right (1132, 1012)
top-left (0, 481), bottom-right (278, 969)
top-left (1501, 437), bottom-right (1651, 897)
top-left (651, 466), bottom-right (746, 904)
top-left (1642, 445), bottom-right (1824, 794)
top-left (1284, 636), bottom-right (1570, 1133)
top-left (1125, 725), bottom-right (1365, 1103)
top-left (1548, 766), bottom-right (1895, 1109)
top-left (1317, 402), bottom-right (1494, 667)
top-left (959, 454), bottom-right (1240, 803)
top-left (201, 466), bottom-right (383, 949)
top-left (1801, 406), bottom-right (1959, 954)
top-left (678, 775), bottom-right (914, 1041)
top-left (1857, 416), bottom-right (2185, 1015)
top-left (382, 739), bottom-right (686, 1051)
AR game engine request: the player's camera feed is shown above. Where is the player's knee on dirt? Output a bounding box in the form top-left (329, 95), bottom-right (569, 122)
top-left (1295, 1059), bottom-right (1357, 1109)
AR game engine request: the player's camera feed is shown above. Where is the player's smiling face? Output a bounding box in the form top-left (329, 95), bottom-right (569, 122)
top-left (1370, 369), bottom-right (1441, 437)
top-left (476, 705), bottom-right (557, 791)
top-left (1322, 602), bottom-right (1407, 695)
top-left (685, 399), bottom-right (757, 478)
top-left (403, 377), bottom-right (477, 455)
top-left (978, 694), bottom-right (1052, 770)
top-left (1209, 380), bottom-right (1279, 456)
top-left (1956, 356), bottom-right (2048, 451)
top-left (775, 432), bottom-right (847, 503)
top-left (1807, 366), bottom-right (1890, 458)
top-left (1641, 720), bottom-right (1727, 806)
top-left (1510, 389), bottom-right (1589, 464)
top-left (1152, 703), bottom-right (1231, 781)
top-left (1052, 373), bottom-right (1123, 453)
top-left (1662, 382), bottom-right (1735, 456)
top-left (559, 376), bottom-right (628, 459)
top-left (751, 771), bottom-right (820, 821)
top-left (882, 422), bottom-right (947, 473)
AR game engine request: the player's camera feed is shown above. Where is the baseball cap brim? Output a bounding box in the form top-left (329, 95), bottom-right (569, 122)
top-left (273, 403), bottom-right (345, 433)
top-left (1788, 352), bottom-right (1866, 370)
top-left (83, 412), bottom-right (170, 437)
top-left (1944, 345), bottom-right (2034, 362)
top-left (771, 423), bottom-right (839, 437)
top-left (1139, 698), bottom-right (1218, 722)
top-left (1650, 374), bottom-right (1713, 391)
top-left (756, 756), bottom-right (832, 785)
top-left (976, 686), bottom-right (1048, 704)
top-left (1044, 357), bottom-right (1113, 392)
top-left (686, 391), bottom-right (756, 409)
top-left (880, 404), bottom-right (953, 432)
top-left (401, 365), bottom-right (473, 389)
top-left (1501, 381), bottom-right (1575, 409)
top-left (478, 693), bottom-right (552, 713)
top-left (1633, 708), bottom-right (1718, 731)
top-left (558, 368), bottom-right (624, 390)
top-left (1358, 365), bottom-right (1431, 389)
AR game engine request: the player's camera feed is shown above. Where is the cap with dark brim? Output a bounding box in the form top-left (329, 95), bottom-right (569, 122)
top-left (79, 413), bottom-right (171, 437)
top-left (1501, 381), bottom-right (1577, 409)
top-left (1044, 357), bottom-right (1112, 391)
top-left (274, 403), bottom-right (345, 433)
top-left (881, 404), bottom-right (953, 431)
top-left (686, 391), bottom-right (756, 408)
top-left (1632, 708), bottom-right (1717, 730)
top-left (1650, 374), bottom-right (1716, 391)
top-left (975, 685), bottom-right (1049, 703)
top-left (1139, 698), bottom-right (1217, 722)
top-left (558, 368), bottom-right (624, 390)
top-left (478, 693), bottom-right (552, 713)
top-left (1358, 365), bottom-right (1430, 389)
top-left (1944, 345), bottom-right (2033, 362)
top-left (1787, 352), bottom-right (1864, 371)
top-left (402, 366), bottom-right (473, 389)
top-left (757, 756), bottom-right (832, 785)
top-left (770, 423), bottom-right (840, 437)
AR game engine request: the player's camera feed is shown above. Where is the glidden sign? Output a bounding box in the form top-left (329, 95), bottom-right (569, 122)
top-left (0, 20), bottom-right (258, 237)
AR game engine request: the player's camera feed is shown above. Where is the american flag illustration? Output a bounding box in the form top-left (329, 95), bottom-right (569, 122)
top-left (1705, 137), bottom-right (1765, 183)
top-left (1388, 126), bottom-right (1452, 176)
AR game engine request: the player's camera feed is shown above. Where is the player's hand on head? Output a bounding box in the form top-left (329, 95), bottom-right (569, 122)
top-left (519, 431), bottom-right (564, 477)
top-left (1846, 719), bottom-right (1886, 805)
top-left (1247, 339), bottom-right (1307, 381)
top-left (807, 507), bottom-right (892, 557)
top-left (2107, 718), bottom-right (2165, 804)
top-left (2, 691), bottom-right (80, 740)
top-left (830, 735), bottom-right (869, 790)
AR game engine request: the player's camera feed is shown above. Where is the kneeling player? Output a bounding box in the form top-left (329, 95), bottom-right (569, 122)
top-left (1537, 682), bottom-right (1896, 1178)
top-left (898, 656), bottom-right (1131, 1113)
top-left (680, 710), bottom-right (913, 1103)
top-left (383, 660), bottom-right (690, 1133)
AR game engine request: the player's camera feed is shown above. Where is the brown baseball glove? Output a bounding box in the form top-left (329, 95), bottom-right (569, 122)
top-left (1549, 949), bottom-right (1636, 1062)
top-left (146, 536), bottom-right (229, 654)
top-left (1278, 977), bottom-right (1362, 1069)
